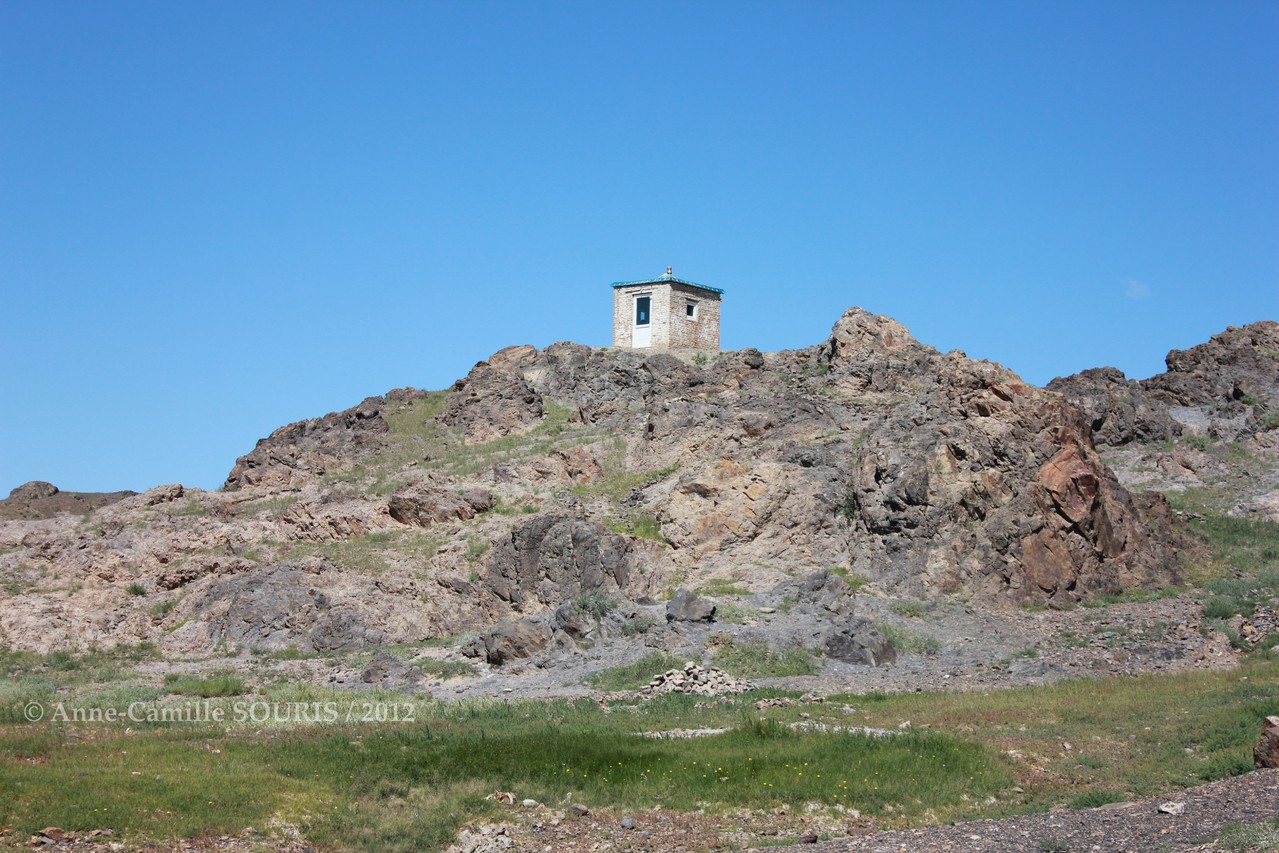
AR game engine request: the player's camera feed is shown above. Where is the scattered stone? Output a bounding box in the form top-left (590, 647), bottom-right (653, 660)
top-left (799, 832), bottom-right (819, 843)
top-left (620, 816), bottom-right (636, 830)
top-left (569, 804), bottom-right (590, 817)
top-left (1158, 801), bottom-right (1186, 816)
top-left (521, 799), bottom-right (538, 808)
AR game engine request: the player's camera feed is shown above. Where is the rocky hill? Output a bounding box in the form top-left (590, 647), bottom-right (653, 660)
top-left (1049, 320), bottom-right (1279, 522)
top-left (1, 307), bottom-right (1272, 692)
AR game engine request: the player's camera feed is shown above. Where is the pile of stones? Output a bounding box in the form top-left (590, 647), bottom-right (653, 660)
top-left (639, 662), bottom-right (753, 697)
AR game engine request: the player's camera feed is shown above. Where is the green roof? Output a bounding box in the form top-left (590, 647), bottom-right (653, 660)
top-left (611, 272), bottom-right (724, 295)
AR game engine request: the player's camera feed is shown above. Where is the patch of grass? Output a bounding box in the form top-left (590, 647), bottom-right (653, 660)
top-left (1216, 817), bottom-right (1279, 852)
top-left (125, 582), bottom-right (147, 596)
top-left (286, 529), bottom-right (441, 577)
top-left (1181, 433), bottom-right (1215, 452)
top-left (148, 600), bottom-right (175, 618)
top-left (415, 659), bottom-right (478, 680)
top-left (711, 638), bottom-right (819, 679)
top-left (876, 622), bottom-right (941, 656)
top-left (695, 578), bottom-right (751, 597)
top-left (712, 601), bottom-right (755, 625)
top-left (464, 537), bottom-right (490, 564)
top-left (0, 693), bottom-right (1010, 850)
top-left (162, 673), bottom-right (247, 698)
top-left (585, 652), bottom-right (687, 691)
top-left (253, 644), bottom-right (309, 661)
top-left (831, 568), bottom-right (871, 592)
top-left (1067, 788), bottom-right (1126, 809)
top-left (574, 462), bottom-right (681, 504)
top-left (1261, 411), bottom-right (1279, 432)
top-left (890, 599), bottom-right (926, 618)
top-left (620, 614), bottom-right (659, 637)
top-left (606, 513), bottom-right (665, 543)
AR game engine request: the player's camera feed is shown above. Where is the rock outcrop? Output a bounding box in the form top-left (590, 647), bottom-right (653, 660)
top-left (1049, 321), bottom-right (1279, 445)
top-left (485, 515), bottom-right (635, 610)
top-left (223, 394), bottom-right (404, 490)
top-left (0, 481), bottom-right (138, 521)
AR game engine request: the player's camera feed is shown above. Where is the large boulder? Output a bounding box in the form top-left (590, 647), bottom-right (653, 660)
top-left (388, 482), bottom-right (494, 527)
top-left (823, 620), bottom-right (896, 666)
top-left (666, 588), bottom-right (716, 623)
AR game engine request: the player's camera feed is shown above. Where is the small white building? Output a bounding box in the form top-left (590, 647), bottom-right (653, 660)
top-left (611, 267), bottom-right (723, 350)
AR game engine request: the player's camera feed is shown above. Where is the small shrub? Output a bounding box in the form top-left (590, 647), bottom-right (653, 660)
top-left (620, 615), bottom-right (658, 637)
top-left (572, 592), bottom-right (616, 622)
top-left (1182, 433), bottom-right (1214, 451)
top-left (1261, 411), bottom-right (1279, 432)
top-left (126, 582), bottom-right (147, 596)
top-left (890, 599), bottom-right (926, 618)
top-left (148, 600), bottom-right (175, 618)
top-left (464, 538), bottom-right (490, 564)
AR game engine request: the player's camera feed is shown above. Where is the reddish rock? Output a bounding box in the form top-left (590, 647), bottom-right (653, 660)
top-left (1254, 716), bottom-right (1279, 768)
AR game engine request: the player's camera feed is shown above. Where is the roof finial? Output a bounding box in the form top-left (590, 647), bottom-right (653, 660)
top-left (666, 265), bottom-right (673, 276)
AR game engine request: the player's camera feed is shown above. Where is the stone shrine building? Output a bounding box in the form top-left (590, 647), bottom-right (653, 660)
top-left (611, 267), bottom-right (722, 350)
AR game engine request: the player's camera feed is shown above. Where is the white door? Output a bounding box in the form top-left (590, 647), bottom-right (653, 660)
top-left (633, 294), bottom-right (652, 347)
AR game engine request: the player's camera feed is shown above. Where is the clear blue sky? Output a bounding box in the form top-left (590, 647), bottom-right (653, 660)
top-left (2, 1), bottom-right (1276, 494)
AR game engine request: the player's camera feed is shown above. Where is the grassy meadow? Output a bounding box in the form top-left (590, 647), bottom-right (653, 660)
top-left (1, 654), bottom-right (1277, 851)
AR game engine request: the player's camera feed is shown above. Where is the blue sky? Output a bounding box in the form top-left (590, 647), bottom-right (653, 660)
top-left (2, 1), bottom-right (1276, 493)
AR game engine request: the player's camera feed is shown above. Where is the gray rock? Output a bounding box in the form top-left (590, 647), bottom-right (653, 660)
top-left (485, 515), bottom-right (633, 610)
top-left (666, 588), bottom-right (715, 623)
top-left (823, 620), bottom-right (896, 666)
top-left (360, 652), bottom-right (426, 689)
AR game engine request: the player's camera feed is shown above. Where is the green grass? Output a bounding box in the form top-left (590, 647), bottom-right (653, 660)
top-left (1172, 512), bottom-right (1279, 637)
top-left (125, 582), bottom-right (147, 596)
top-left (890, 599), bottom-right (926, 618)
top-left (4, 659), bottom-right (1279, 850)
top-left (694, 578), bottom-right (752, 597)
top-left (345, 392), bottom-right (592, 495)
top-left (1216, 817), bottom-right (1279, 852)
top-left (876, 622), bottom-right (942, 655)
top-left (712, 601), bottom-right (756, 625)
top-left (606, 513), bottom-right (665, 542)
top-left (162, 673), bottom-right (247, 698)
top-left (586, 652), bottom-right (687, 691)
top-left (0, 694), bottom-right (1007, 852)
top-left (711, 638), bottom-right (819, 679)
top-left (573, 462), bottom-right (681, 503)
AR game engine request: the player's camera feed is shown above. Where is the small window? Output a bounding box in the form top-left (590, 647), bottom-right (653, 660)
top-left (635, 295), bottom-right (651, 326)
top-left (685, 301), bottom-right (698, 320)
